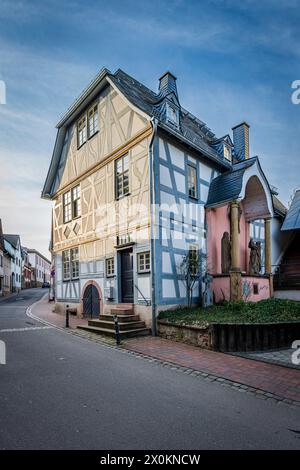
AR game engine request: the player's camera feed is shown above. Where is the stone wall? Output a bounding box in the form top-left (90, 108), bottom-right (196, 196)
top-left (158, 321), bottom-right (212, 349)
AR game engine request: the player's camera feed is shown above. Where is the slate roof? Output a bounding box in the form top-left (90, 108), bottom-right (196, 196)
top-left (4, 234), bottom-right (20, 249)
top-left (272, 195), bottom-right (287, 218)
top-left (43, 67), bottom-right (233, 199)
top-left (109, 69), bottom-right (226, 166)
top-left (281, 190), bottom-right (300, 231)
top-left (206, 158), bottom-right (257, 207)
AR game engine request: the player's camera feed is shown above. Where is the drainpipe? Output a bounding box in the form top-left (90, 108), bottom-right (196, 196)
top-left (149, 118), bottom-right (158, 336)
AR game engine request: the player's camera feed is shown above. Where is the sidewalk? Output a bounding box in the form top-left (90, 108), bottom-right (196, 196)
top-left (123, 336), bottom-right (300, 403)
top-left (29, 296), bottom-right (300, 404)
top-left (30, 294), bottom-right (88, 329)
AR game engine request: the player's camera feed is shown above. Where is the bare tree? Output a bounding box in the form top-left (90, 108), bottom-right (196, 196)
top-left (178, 248), bottom-right (206, 307)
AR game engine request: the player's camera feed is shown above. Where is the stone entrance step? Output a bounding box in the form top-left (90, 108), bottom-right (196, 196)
top-left (77, 325), bottom-right (151, 339)
top-left (89, 319), bottom-right (146, 331)
top-left (77, 306), bottom-right (151, 339)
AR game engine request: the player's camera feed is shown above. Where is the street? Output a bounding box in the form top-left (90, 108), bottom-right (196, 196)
top-left (0, 289), bottom-right (299, 450)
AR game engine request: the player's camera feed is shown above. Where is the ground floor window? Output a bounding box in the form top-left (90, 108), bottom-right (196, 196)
top-left (137, 251), bottom-right (150, 273)
top-left (62, 247), bottom-right (79, 280)
top-left (106, 257), bottom-right (115, 277)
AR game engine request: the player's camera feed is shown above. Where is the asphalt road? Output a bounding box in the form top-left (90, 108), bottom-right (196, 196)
top-left (0, 288), bottom-right (300, 450)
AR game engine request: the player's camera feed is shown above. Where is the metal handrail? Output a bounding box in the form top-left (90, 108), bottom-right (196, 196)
top-left (134, 283), bottom-right (150, 306)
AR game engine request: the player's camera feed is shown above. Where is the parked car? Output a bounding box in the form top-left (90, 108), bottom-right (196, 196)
top-left (42, 282), bottom-right (50, 288)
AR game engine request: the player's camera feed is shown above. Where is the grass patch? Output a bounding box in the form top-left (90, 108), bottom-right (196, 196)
top-left (158, 298), bottom-right (300, 327)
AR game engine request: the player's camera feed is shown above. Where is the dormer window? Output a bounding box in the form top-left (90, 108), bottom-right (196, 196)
top-left (224, 144), bottom-right (232, 162)
top-left (166, 103), bottom-right (179, 127)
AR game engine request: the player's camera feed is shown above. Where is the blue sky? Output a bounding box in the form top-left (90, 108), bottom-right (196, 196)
top-left (0, 0), bottom-right (299, 256)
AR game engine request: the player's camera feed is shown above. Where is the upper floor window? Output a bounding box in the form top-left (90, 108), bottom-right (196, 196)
top-left (166, 103), bottom-right (179, 127)
top-left (224, 144), bottom-right (232, 162)
top-left (77, 115), bottom-right (87, 148)
top-left (115, 154), bottom-right (129, 199)
top-left (72, 185), bottom-right (81, 219)
top-left (63, 191), bottom-right (72, 223)
top-left (63, 185), bottom-right (81, 223)
top-left (88, 103), bottom-right (98, 138)
top-left (188, 164), bottom-right (197, 199)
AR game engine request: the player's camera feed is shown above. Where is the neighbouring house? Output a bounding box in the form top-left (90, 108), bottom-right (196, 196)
top-left (0, 219), bottom-right (4, 296)
top-left (42, 67), bottom-right (287, 332)
top-left (26, 249), bottom-right (51, 287)
top-left (274, 189), bottom-right (300, 292)
top-left (21, 247), bottom-right (32, 289)
top-left (3, 234), bottom-right (22, 293)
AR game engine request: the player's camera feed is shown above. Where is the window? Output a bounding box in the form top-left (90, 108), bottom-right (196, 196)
top-left (166, 103), bottom-right (179, 126)
top-left (62, 248), bottom-right (79, 280)
top-left (72, 185), bottom-right (81, 218)
top-left (106, 258), bottom-right (115, 277)
top-left (115, 154), bottom-right (129, 199)
top-left (63, 185), bottom-right (81, 223)
top-left (77, 114), bottom-right (87, 147)
top-left (189, 245), bottom-right (199, 276)
top-left (62, 250), bottom-right (71, 280)
top-left (71, 248), bottom-right (79, 279)
top-left (88, 103), bottom-right (98, 138)
top-left (224, 144), bottom-right (232, 162)
top-left (137, 252), bottom-right (150, 273)
top-left (63, 191), bottom-right (72, 223)
top-left (188, 165), bottom-right (197, 199)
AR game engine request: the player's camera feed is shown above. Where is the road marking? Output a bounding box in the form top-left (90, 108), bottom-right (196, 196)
top-left (0, 326), bottom-right (54, 333)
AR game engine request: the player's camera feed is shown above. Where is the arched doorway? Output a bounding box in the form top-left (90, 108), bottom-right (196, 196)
top-left (82, 284), bottom-right (100, 318)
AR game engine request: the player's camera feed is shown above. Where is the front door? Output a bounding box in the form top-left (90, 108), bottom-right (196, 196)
top-left (120, 249), bottom-right (134, 303)
top-left (82, 284), bottom-right (100, 318)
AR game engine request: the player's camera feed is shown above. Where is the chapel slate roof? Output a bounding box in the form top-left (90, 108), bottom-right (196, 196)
top-left (206, 158), bottom-right (257, 207)
top-left (281, 190), bottom-right (300, 231)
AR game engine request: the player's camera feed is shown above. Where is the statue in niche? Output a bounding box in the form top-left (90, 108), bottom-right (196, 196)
top-left (221, 231), bottom-right (231, 274)
top-left (248, 239), bottom-right (262, 275)
top-left (202, 273), bottom-right (213, 307)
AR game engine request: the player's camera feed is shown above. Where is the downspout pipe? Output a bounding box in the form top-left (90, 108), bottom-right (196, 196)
top-left (149, 117), bottom-right (158, 336)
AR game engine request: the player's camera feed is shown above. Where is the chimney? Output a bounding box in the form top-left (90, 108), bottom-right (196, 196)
top-left (232, 122), bottom-right (250, 161)
top-left (158, 71), bottom-right (178, 98)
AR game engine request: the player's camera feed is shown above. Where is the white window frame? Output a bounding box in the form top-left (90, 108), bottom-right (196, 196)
top-left (77, 114), bottom-right (87, 148)
top-left (166, 103), bottom-right (179, 126)
top-left (188, 164), bottom-right (198, 199)
top-left (115, 154), bottom-right (129, 199)
top-left (87, 103), bottom-right (98, 138)
top-left (106, 257), bottom-right (115, 277)
top-left (137, 252), bottom-right (151, 273)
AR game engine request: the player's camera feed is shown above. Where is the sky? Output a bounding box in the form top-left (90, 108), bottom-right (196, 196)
top-left (0, 0), bottom-right (299, 257)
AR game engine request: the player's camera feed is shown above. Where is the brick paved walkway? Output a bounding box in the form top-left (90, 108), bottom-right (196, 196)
top-left (124, 337), bottom-right (300, 403)
top-left (29, 296), bottom-right (300, 404)
top-left (30, 294), bottom-right (88, 330)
